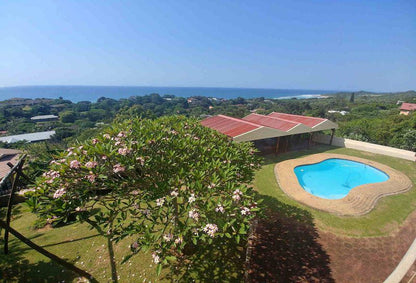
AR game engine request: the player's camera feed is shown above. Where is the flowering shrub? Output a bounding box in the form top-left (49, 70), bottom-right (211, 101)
top-left (29, 116), bottom-right (261, 279)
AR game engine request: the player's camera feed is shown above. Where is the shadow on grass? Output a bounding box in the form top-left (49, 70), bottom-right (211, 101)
top-left (247, 193), bottom-right (334, 282)
top-left (0, 239), bottom-right (80, 282)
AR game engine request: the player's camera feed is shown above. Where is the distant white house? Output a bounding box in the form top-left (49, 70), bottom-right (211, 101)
top-left (30, 115), bottom-right (59, 122)
top-left (328, 110), bottom-right (349, 116)
top-left (0, 131), bottom-right (56, 143)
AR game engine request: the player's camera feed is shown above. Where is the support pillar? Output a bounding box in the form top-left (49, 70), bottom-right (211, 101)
top-left (275, 137), bottom-right (280, 154)
top-left (329, 129), bottom-right (335, 145)
top-left (308, 132), bottom-right (314, 149)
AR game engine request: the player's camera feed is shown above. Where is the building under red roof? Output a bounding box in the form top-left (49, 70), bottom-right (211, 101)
top-left (400, 103), bottom-right (416, 115)
top-left (201, 112), bottom-right (338, 143)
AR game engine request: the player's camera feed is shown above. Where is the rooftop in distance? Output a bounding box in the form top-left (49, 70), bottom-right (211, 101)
top-left (0, 131), bottom-right (56, 143)
top-left (30, 115), bottom-right (59, 121)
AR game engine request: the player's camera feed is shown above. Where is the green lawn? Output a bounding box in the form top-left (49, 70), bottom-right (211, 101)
top-left (0, 204), bottom-right (158, 282)
top-left (253, 145), bottom-right (416, 237)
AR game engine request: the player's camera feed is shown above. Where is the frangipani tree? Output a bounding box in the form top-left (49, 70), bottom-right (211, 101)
top-left (29, 116), bottom-right (261, 280)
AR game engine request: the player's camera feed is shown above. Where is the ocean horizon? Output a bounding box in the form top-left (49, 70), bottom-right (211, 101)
top-left (0, 85), bottom-right (339, 103)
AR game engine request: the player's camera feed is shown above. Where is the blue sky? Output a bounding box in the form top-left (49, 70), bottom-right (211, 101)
top-left (1, 0), bottom-right (415, 91)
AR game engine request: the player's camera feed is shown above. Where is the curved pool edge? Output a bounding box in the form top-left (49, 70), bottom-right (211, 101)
top-left (274, 153), bottom-right (413, 216)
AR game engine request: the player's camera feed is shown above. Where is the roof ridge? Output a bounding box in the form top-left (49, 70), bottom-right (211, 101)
top-left (217, 115), bottom-right (261, 127)
top-left (245, 113), bottom-right (300, 125)
top-left (269, 112), bottom-right (327, 121)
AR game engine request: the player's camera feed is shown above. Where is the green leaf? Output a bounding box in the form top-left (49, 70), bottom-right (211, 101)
top-left (156, 263), bottom-right (162, 276)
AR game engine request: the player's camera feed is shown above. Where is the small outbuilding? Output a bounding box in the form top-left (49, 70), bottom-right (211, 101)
top-left (201, 112), bottom-right (338, 154)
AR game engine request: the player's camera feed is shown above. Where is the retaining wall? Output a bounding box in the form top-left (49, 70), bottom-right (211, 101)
top-left (312, 134), bottom-right (416, 162)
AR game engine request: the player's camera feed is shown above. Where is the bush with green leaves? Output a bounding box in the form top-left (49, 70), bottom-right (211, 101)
top-left (28, 116), bottom-right (261, 279)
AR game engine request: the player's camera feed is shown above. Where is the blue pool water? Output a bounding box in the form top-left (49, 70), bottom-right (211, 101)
top-left (294, 158), bottom-right (389, 199)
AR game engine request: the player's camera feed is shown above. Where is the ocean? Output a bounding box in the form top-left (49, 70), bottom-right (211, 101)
top-left (0, 86), bottom-right (337, 102)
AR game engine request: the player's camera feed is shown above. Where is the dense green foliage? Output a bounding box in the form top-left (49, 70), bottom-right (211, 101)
top-left (27, 116), bottom-right (261, 280)
top-left (1, 91), bottom-right (415, 151)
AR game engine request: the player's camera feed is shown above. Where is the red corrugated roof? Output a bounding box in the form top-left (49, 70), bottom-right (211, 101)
top-left (400, 103), bottom-right (416, 111)
top-left (201, 115), bottom-right (261, 137)
top-left (243, 113), bottom-right (299, 131)
top-left (268, 112), bottom-right (326, 128)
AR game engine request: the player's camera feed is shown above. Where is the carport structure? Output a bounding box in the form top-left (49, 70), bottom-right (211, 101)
top-left (201, 112), bottom-right (338, 154)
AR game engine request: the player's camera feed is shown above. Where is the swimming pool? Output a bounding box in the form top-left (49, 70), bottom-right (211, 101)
top-left (294, 158), bottom-right (390, 199)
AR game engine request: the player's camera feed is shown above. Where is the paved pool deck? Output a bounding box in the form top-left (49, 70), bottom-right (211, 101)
top-left (275, 153), bottom-right (413, 216)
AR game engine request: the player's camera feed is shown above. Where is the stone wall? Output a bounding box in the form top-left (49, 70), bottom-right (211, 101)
top-left (312, 133), bottom-right (416, 162)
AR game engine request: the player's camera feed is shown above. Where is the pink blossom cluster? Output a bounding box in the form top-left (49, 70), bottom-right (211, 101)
top-left (188, 193), bottom-right (196, 203)
top-left (174, 236), bottom-right (183, 244)
top-left (203, 223), bottom-right (218, 237)
top-left (156, 197), bottom-right (165, 206)
top-left (188, 209), bottom-right (199, 222)
top-left (215, 204), bottom-right (225, 213)
top-left (118, 147), bottom-right (131, 156)
top-left (85, 161), bottom-right (98, 168)
top-left (240, 207), bottom-right (250, 216)
top-left (53, 187), bottom-right (66, 199)
top-left (152, 251), bottom-right (161, 264)
top-left (232, 189), bottom-right (243, 202)
top-left (92, 138), bottom-right (99, 145)
top-left (70, 160), bottom-right (81, 169)
top-left (86, 174), bottom-right (96, 183)
top-left (163, 233), bottom-right (173, 242)
top-left (113, 163), bottom-right (125, 173)
top-left (43, 170), bottom-right (60, 183)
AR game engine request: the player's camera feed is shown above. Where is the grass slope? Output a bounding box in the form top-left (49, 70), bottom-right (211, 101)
top-left (0, 204), bottom-right (157, 282)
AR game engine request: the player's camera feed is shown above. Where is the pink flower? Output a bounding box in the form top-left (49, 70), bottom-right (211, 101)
top-left (101, 155), bottom-right (107, 160)
top-left (240, 207), bottom-right (250, 216)
top-left (188, 193), bottom-right (196, 203)
top-left (156, 197), bottom-right (165, 206)
top-left (131, 242), bottom-right (139, 249)
top-left (113, 163), bottom-right (125, 173)
top-left (188, 209), bottom-right (199, 222)
top-left (163, 233), bottom-right (173, 242)
top-left (117, 131), bottom-right (127, 138)
top-left (203, 223), bottom-right (218, 237)
top-left (152, 252), bottom-right (160, 264)
top-left (53, 188), bottom-right (66, 199)
top-left (174, 237), bottom-right (183, 244)
top-left (86, 174), bottom-right (96, 183)
top-left (118, 147), bottom-right (131, 155)
top-left (85, 161), bottom-right (98, 168)
top-left (232, 189), bottom-right (242, 202)
top-left (70, 160), bottom-right (81, 169)
top-left (103, 134), bottom-right (111, 139)
top-left (207, 183), bottom-right (216, 189)
top-left (215, 204), bottom-right (225, 213)
top-left (170, 190), bottom-right (179, 197)
top-left (92, 138), bottom-right (99, 144)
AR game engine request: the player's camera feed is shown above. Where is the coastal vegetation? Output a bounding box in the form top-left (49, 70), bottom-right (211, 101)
top-left (1, 91), bottom-right (415, 151)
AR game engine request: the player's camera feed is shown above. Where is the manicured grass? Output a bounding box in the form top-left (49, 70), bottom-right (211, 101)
top-left (253, 145), bottom-right (416, 237)
top-left (0, 204), bottom-right (158, 282)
